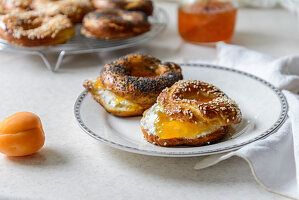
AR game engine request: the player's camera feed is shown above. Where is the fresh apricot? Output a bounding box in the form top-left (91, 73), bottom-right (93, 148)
top-left (0, 112), bottom-right (45, 156)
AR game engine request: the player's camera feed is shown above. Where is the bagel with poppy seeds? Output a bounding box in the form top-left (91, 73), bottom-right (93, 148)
top-left (83, 54), bottom-right (183, 117)
top-left (140, 80), bottom-right (242, 147)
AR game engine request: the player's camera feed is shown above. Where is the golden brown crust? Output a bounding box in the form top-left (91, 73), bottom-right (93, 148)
top-left (0, 12), bottom-right (75, 47)
top-left (99, 54), bottom-right (183, 108)
top-left (81, 8), bottom-right (150, 39)
top-left (157, 80), bottom-right (242, 126)
top-left (0, 0), bottom-right (32, 11)
top-left (32, 0), bottom-right (94, 23)
top-left (83, 79), bottom-right (146, 117)
top-left (92, 0), bottom-right (153, 16)
top-left (141, 126), bottom-right (228, 147)
top-left (0, 5), bottom-right (8, 14)
top-left (83, 54), bottom-right (182, 117)
top-left (140, 80), bottom-right (242, 147)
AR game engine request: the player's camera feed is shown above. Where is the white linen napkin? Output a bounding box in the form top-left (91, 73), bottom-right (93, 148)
top-left (194, 43), bottom-right (299, 200)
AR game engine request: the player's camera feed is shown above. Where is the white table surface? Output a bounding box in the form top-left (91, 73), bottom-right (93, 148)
top-left (0, 2), bottom-right (297, 200)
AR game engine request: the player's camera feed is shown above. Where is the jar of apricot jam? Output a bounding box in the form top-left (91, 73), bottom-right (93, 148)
top-left (178, 0), bottom-right (237, 43)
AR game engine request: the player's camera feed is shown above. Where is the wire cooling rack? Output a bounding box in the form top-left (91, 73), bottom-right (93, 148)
top-left (0, 7), bottom-right (168, 72)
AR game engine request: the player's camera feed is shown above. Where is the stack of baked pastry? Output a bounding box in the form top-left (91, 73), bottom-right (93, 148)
top-left (84, 54), bottom-right (242, 147)
top-left (0, 0), bottom-right (153, 46)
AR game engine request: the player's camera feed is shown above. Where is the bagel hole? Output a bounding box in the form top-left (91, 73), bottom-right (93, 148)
top-left (128, 61), bottom-right (160, 77)
top-left (181, 92), bottom-right (213, 103)
top-left (20, 17), bottom-right (42, 30)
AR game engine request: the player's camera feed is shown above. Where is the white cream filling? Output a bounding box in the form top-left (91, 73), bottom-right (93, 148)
top-left (0, 21), bottom-right (6, 30)
top-left (95, 85), bottom-right (142, 111)
top-left (141, 103), bottom-right (221, 138)
top-left (141, 103), bottom-right (161, 135)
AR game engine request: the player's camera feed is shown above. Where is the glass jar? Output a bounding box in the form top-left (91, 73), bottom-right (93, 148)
top-left (178, 0), bottom-right (238, 43)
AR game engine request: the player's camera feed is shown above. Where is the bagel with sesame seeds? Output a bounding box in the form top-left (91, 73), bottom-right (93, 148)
top-left (0, 0), bottom-right (32, 11)
top-left (0, 11), bottom-right (75, 47)
top-left (140, 80), bottom-right (242, 147)
top-left (0, 5), bottom-right (8, 14)
top-left (83, 54), bottom-right (183, 117)
top-left (81, 8), bottom-right (150, 40)
top-left (32, 0), bottom-right (94, 23)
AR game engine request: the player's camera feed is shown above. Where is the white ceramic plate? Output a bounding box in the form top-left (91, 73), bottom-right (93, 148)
top-left (74, 64), bottom-right (288, 157)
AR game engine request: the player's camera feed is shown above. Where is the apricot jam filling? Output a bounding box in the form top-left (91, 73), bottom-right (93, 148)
top-left (94, 79), bottom-right (127, 103)
top-left (154, 106), bottom-right (217, 139)
top-left (94, 78), bottom-right (104, 89)
top-left (93, 79), bottom-right (142, 110)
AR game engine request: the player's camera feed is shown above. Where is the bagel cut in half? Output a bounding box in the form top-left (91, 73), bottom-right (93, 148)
top-left (84, 79), bottom-right (146, 117)
top-left (140, 80), bottom-right (242, 147)
top-left (83, 54), bottom-right (183, 117)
